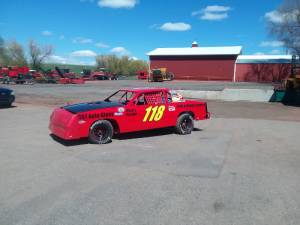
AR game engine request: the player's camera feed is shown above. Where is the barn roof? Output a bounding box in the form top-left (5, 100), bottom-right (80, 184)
top-left (237, 55), bottom-right (292, 64)
top-left (147, 46), bottom-right (242, 56)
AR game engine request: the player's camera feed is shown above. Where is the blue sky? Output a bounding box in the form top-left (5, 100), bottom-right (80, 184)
top-left (0, 0), bottom-right (286, 65)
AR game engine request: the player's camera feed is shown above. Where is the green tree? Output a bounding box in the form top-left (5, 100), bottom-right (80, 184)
top-left (6, 40), bottom-right (27, 66)
top-left (95, 54), bottom-right (148, 76)
top-left (95, 55), bottom-right (109, 69)
top-left (0, 36), bottom-right (9, 66)
top-left (128, 59), bottom-right (148, 75)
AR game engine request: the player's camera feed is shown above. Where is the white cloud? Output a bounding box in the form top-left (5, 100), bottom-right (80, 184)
top-left (59, 35), bottom-right (65, 40)
top-left (204, 5), bottom-right (231, 12)
top-left (191, 10), bottom-right (202, 17)
top-left (95, 42), bottom-right (109, 48)
top-left (192, 5), bottom-right (231, 21)
top-left (201, 12), bottom-right (228, 21)
top-left (159, 22), bottom-right (191, 31)
top-left (70, 50), bottom-right (97, 57)
top-left (265, 10), bottom-right (284, 23)
top-left (42, 30), bottom-right (53, 36)
top-left (73, 37), bottom-right (93, 44)
top-left (110, 46), bottom-right (130, 55)
top-left (265, 10), bottom-right (298, 24)
top-left (46, 54), bottom-right (97, 65)
top-left (254, 50), bottom-right (283, 55)
top-left (98, 0), bottom-right (138, 9)
top-left (270, 49), bottom-right (281, 54)
top-left (260, 41), bottom-right (284, 47)
top-left (129, 56), bottom-right (138, 60)
top-left (46, 55), bottom-right (67, 64)
top-left (149, 24), bottom-right (158, 29)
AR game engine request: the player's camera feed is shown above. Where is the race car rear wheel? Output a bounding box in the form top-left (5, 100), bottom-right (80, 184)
top-left (89, 120), bottom-right (113, 144)
top-left (175, 113), bottom-right (194, 135)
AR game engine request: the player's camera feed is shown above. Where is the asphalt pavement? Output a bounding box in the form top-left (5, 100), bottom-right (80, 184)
top-left (0, 102), bottom-right (300, 225)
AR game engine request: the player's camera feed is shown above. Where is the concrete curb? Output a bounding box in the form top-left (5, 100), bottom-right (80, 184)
top-left (177, 88), bottom-right (274, 102)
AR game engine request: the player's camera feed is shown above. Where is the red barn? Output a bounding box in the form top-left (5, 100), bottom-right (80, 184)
top-left (147, 43), bottom-right (242, 81)
top-left (235, 55), bottom-right (292, 82)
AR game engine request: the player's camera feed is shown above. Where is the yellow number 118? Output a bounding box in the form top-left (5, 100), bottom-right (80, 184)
top-left (143, 105), bottom-right (165, 122)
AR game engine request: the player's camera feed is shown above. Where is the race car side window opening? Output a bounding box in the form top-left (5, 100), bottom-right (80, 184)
top-left (136, 94), bottom-right (147, 105)
top-left (135, 92), bottom-right (165, 105)
top-left (105, 91), bottom-right (134, 105)
top-left (144, 92), bottom-right (165, 105)
top-left (167, 92), bottom-right (172, 103)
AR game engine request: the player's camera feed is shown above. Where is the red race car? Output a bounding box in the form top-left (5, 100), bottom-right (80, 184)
top-left (49, 88), bottom-right (210, 144)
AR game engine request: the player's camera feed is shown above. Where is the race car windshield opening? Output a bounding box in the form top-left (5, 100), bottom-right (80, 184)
top-left (104, 91), bottom-right (134, 105)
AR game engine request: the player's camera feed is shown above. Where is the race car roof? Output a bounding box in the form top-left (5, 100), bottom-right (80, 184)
top-left (120, 87), bottom-right (170, 93)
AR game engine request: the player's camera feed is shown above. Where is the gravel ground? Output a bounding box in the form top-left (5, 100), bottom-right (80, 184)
top-left (1, 80), bottom-right (274, 105)
top-left (1, 81), bottom-right (298, 122)
top-left (0, 81), bottom-right (300, 225)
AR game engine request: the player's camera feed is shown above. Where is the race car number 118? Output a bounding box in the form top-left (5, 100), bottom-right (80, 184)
top-left (143, 105), bottom-right (165, 122)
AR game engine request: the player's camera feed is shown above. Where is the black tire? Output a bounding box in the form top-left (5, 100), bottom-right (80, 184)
top-left (88, 120), bottom-right (113, 144)
top-left (175, 113), bottom-right (194, 135)
top-left (9, 96), bottom-right (14, 106)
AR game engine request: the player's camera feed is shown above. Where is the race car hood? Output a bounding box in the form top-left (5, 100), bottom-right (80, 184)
top-left (63, 101), bottom-right (123, 113)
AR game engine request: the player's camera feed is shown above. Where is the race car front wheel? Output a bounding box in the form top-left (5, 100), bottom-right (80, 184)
top-left (89, 120), bottom-right (113, 144)
top-left (175, 113), bottom-right (194, 135)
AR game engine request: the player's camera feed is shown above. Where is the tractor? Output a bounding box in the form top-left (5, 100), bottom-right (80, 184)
top-left (0, 66), bottom-right (34, 84)
top-left (149, 68), bottom-right (174, 82)
top-left (282, 55), bottom-right (300, 105)
top-left (54, 67), bottom-right (85, 84)
top-left (82, 68), bottom-right (117, 80)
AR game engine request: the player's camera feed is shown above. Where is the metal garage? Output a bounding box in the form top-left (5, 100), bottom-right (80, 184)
top-left (235, 55), bottom-right (292, 82)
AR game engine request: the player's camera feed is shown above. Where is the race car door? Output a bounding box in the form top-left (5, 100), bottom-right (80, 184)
top-left (132, 91), bottom-right (170, 131)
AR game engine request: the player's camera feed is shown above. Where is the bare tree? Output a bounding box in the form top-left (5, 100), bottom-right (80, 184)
top-left (7, 40), bottom-right (27, 66)
top-left (29, 40), bottom-right (53, 70)
top-left (268, 0), bottom-right (300, 54)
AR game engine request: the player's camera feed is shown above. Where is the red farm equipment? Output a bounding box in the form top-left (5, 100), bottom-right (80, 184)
top-left (54, 67), bottom-right (85, 84)
top-left (136, 70), bottom-right (148, 80)
top-left (0, 66), bottom-right (35, 84)
top-left (82, 68), bottom-right (117, 80)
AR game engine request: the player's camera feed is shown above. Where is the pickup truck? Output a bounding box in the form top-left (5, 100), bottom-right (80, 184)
top-left (49, 88), bottom-right (210, 144)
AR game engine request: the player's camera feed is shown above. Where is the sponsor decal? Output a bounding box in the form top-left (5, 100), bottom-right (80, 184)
top-left (78, 120), bottom-right (86, 124)
top-left (168, 106), bottom-right (175, 111)
top-left (177, 103), bottom-right (203, 108)
top-left (114, 112), bottom-right (123, 116)
top-left (126, 108), bottom-right (137, 116)
top-left (78, 112), bottom-right (114, 120)
top-left (118, 107), bottom-right (125, 113)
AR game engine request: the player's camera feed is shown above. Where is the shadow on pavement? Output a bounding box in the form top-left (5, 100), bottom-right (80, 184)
top-left (279, 90), bottom-right (300, 107)
top-left (50, 134), bottom-right (89, 147)
top-left (50, 127), bottom-right (202, 146)
top-left (114, 127), bottom-right (202, 140)
top-left (0, 105), bottom-right (17, 109)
